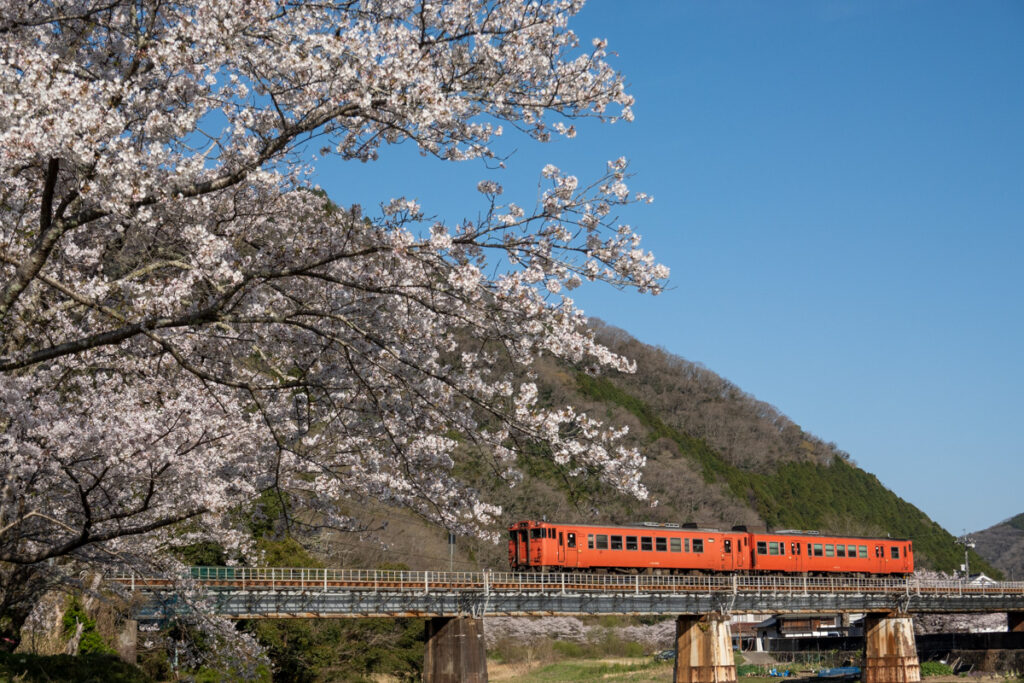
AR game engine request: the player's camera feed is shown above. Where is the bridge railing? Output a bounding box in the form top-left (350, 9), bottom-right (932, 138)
top-left (105, 567), bottom-right (1024, 597)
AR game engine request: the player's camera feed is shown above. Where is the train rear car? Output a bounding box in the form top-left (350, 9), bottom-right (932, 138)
top-left (748, 531), bottom-right (913, 575)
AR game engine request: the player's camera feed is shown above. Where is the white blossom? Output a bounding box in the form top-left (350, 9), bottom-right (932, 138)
top-left (0, 0), bottom-right (668, 658)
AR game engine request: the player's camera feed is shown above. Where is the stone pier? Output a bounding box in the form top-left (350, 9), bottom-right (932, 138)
top-left (864, 614), bottom-right (920, 683)
top-left (423, 616), bottom-right (487, 683)
top-left (1009, 612), bottom-right (1024, 632)
top-left (673, 613), bottom-right (736, 683)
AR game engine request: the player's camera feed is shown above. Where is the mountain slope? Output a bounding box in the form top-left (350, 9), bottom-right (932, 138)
top-left (477, 321), bottom-right (996, 575)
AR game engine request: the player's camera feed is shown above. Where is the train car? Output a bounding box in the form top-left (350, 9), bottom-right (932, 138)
top-left (508, 520), bottom-right (914, 576)
top-left (508, 520), bottom-right (750, 574)
top-left (747, 531), bottom-right (913, 576)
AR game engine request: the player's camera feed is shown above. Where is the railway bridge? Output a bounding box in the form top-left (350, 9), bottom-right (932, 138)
top-left (112, 568), bottom-right (1024, 683)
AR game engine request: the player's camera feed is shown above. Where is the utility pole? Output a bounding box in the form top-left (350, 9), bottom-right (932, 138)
top-left (956, 534), bottom-right (975, 579)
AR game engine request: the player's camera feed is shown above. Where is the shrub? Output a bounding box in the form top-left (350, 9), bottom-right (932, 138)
top-left (61, 597), bottom-right (115, 656)
top-left (920, 661), bottom-right (954, 677)
top-left (552, 640), bottom-right (586, 658)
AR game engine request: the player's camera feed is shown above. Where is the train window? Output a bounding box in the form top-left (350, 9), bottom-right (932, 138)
top-left (769, 542), bottom-right (780, 556)
top-left (890, 546), bottom-right (900, 559)
top-left (672, 538), bottom-right (681, 552)
top-left (858, 545), bottom-right (867, 558)
top-left (685, 538), bottom-right (691, 552)
top-left (837, 545), bottom-right (846, 558)
top-left (626, 536), bottom-right (638, 551)
top-left (641, 537), bottom-right (653, 551)
top-left (509, 531), bottom-right (516, 541)
top-left (656, 537), bottom-right (667, 552)
top-left (550, 529), bottom-right (556, 539)
top-left (559, 532), bottom-right (563, 546)
top-left (825, 544), bottom-right (835, 557)
top-left (596, 535), bottom-right (608, 550)
top-left (568, 533), bottom-right (576, 548)
top-left (610, 535), bottom-right (622, 550)
top-left (813, 544), bottom-right (823, 557)
top-left (588, 534), bottom-right (594, 549)
top-left (807, 543), bottom-right (812, 556)
top-left (693, 539), bottom-right (704, 553)
top-left (848, 545), bottom-right (857, 557)
top-left (757, 541), bottom-right (767, 555)
top-left (875, 545), bottom-right (882, 558)
top-left (724, 539), bottom-right (731, 553)
top-left (794, 543), bottom-right (800, 555)
top-left (531, 529), bottom-right (542, 539)
top-left (520, 530), bottom-right (528, 542)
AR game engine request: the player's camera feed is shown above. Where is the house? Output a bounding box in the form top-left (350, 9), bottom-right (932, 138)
top-left (753, 614), bottom-right (864, 652)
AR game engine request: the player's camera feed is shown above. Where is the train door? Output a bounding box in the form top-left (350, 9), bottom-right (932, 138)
top-left (734, 537), bottom-right (747, 570)
top-left (722, 538), bottom-right (733, 571)
top-left (557, 531), bottom-right (565, 564)
top-left (564, 531), bottom-right (579, 568)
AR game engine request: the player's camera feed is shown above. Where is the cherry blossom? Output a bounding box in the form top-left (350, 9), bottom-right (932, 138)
top-left (0, 0), bottom-right (668, 650)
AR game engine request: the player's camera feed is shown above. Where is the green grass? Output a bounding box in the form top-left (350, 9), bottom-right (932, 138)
top-left (497, 657), bottom-right (671, 682)
top-left (0, 652), bottom-right (149, 683)
top-left (737, 664), bottom-right (770, 676)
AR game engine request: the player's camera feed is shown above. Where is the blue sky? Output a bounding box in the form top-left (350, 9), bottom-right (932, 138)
top-left (316, 1), bottom-right (1024, 535)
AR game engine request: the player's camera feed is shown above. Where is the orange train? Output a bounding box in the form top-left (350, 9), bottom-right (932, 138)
top-left (508, 520), bottom-right (914, 576)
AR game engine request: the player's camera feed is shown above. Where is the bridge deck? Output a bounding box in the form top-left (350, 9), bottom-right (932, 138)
top-left (109, 569), bottom-right (1024, 621)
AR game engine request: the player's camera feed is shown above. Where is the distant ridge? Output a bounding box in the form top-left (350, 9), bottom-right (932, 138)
top-left (972, 514), bottom-right (1024, 580)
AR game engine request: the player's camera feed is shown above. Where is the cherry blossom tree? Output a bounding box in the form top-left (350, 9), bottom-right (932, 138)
top-left (0, 0), bottom-right (667, 644)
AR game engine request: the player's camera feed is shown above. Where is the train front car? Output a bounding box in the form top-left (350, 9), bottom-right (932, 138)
top-left (508, 520), bottom-right (566, 572)
top-left (577, 523), bottom-right (750, 574)
top-left (509, 521), bottom-right (752, 574)
top-left (748, 531), bottom-right (914, 576)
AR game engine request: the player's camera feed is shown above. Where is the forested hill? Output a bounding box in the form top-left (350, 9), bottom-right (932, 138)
top-left (463, 321), bottom-right (994, 576)
top-left (973, 514), bottom-right (1024, 580)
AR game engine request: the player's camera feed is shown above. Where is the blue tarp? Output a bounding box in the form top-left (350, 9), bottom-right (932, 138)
top-left (816, 666), bottom-right (861, 678)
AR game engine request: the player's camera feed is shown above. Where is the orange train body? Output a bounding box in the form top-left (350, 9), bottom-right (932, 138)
top-left (508, 521), bottom-right (914, 575)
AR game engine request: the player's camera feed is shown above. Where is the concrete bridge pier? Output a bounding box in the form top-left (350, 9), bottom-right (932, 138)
top-left (114, 618), bottom-right (137, 664)
top-left (864, 614), bottom-right (920, 683)
top-left (1009, 613), bottom-right (1024, 632)
top-left (672, 613), bottom-right (737, 683)
top-left (423, 616), bottom-right (487, 683)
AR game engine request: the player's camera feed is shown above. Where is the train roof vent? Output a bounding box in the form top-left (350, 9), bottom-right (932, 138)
top-left (682, 522), bottom-right (699, 529)
top-left (731, 525), bottom-right (748, 532)
top-left (642, 522), bottom-right (681, 528)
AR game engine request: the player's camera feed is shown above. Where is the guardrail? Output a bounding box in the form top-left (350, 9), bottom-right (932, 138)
top-left (107, 567), bottom-right (1024, 598)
